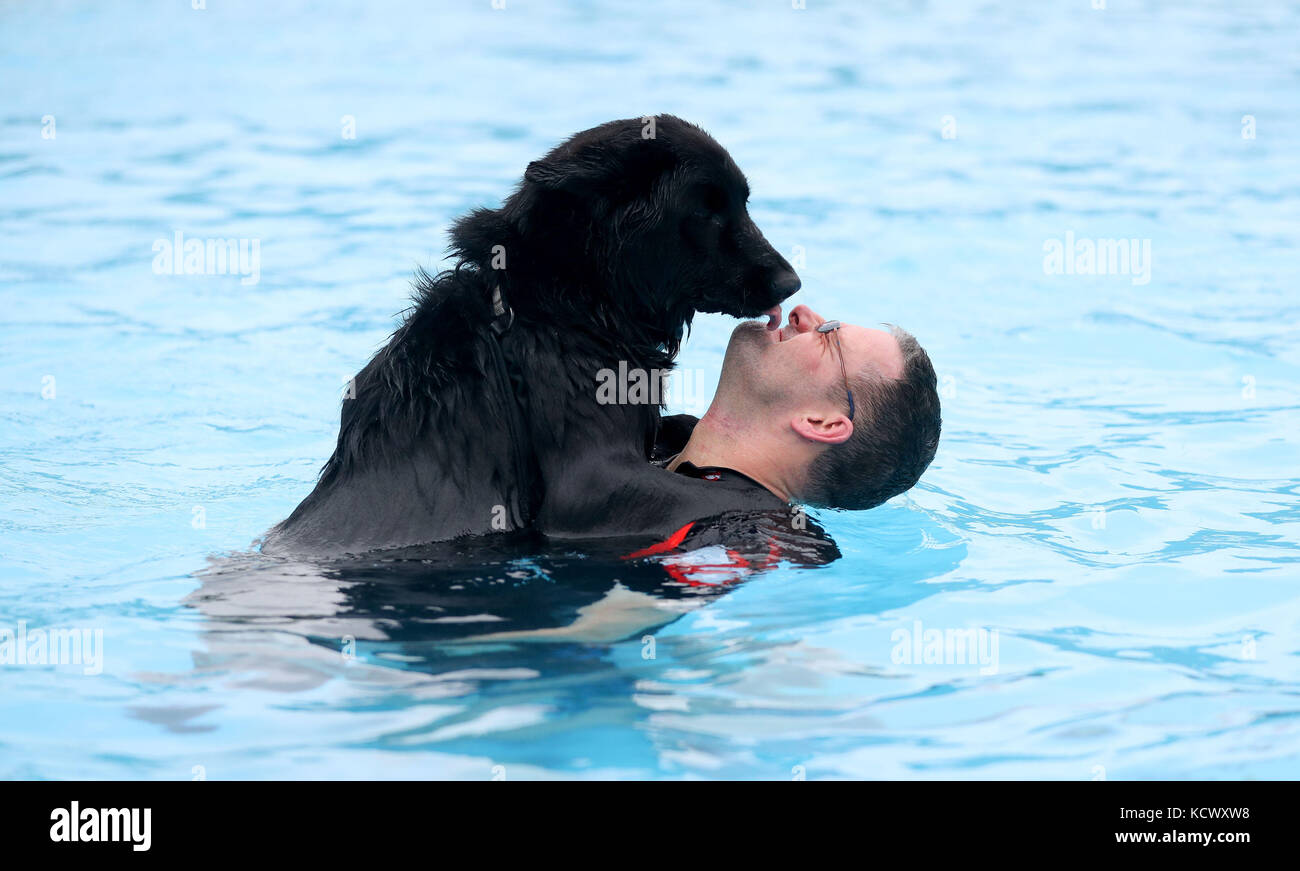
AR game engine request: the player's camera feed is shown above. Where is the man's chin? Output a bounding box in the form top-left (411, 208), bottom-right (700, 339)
top-left (728, 319), bottom-right (774, 350)
top-left (717, 320), bottom-right (782, 409)
top-left (718, 321), bottom-right (775, 386)
top-left (734, 317), bottom-right (791, 345)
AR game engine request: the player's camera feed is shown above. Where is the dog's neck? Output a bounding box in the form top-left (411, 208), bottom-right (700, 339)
top-left (489, 270), bottom-right (687, 366)
top-left (454, 211), bottom-right (691, 359)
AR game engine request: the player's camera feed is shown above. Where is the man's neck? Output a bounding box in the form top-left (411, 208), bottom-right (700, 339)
top-left (668, 408), bottom-right (798, 502)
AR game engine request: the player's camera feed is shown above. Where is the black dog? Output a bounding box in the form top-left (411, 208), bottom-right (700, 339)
top-left (263, 116), bottom-right (799, 556)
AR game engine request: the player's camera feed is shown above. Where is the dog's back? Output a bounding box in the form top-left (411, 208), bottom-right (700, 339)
top-left (263, 270), bottom-right (531, 555)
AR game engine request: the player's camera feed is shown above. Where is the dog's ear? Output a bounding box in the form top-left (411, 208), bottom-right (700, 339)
top-left (523, 158), bottom-right (567, 189)
top-left (524, 142), bottom-right (674, 199)
top-left (524, 151), bottom-right (610, 194)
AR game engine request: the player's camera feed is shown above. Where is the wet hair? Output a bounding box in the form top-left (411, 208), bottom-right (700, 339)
top-left (802, 326), bottom-right (941, 510)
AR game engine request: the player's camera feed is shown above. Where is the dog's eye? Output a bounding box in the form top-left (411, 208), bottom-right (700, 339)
top-left (689, 187), bottom-right (729, 227)
top-left (700, 185), bottom-right (728, 215)
top-left (689, 208), bottom-right (726, 232)
top-left (693, 210), bottom-right (726, 230)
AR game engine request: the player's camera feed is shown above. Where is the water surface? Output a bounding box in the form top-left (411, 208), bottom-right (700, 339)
top-left (1, 0), bottom-right (1298, 779)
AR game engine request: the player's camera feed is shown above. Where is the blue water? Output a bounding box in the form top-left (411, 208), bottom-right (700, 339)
top-left (3, 0), bottom-right (1299, 780)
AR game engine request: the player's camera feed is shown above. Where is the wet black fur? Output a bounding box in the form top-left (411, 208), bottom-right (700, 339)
top-left (264, 116), bottom-right (798, 556)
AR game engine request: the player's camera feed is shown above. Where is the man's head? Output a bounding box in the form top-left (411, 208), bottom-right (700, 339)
top-left (706, 304), bottom-right (941, 509)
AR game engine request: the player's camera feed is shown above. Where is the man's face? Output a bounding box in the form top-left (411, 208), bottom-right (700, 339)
top-left (716, 304), bottom-right (904, 419)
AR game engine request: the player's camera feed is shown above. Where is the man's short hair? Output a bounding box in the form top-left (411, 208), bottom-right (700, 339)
top-left (802, 326), bottom-right (941, 510)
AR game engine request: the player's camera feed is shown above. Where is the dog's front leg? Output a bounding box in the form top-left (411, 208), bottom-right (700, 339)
top-left (538, 454), bottom-right (783, 540)
top-left (652, 413), bottom-right (699, 462)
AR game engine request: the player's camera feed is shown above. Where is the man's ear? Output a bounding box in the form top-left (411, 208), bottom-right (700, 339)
top-left (791, 411), bottom-right (854, 445)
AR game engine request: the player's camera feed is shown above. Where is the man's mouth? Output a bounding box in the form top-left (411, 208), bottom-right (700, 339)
top-left (735, 307), bottom-right (788, 345)
top-left (757, 308), bottom-right (794, 343)
top-left (762, 306), bottom-right (794, 342)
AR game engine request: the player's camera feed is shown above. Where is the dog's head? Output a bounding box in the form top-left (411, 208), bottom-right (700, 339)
top-left (504, 115), bottom-right (800, 332)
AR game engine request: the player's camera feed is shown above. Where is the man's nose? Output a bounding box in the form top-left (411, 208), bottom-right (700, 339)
top-left (787, 304), bottom-right (824, 334)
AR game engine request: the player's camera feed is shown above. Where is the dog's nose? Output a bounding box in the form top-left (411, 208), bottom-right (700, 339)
top-left (771, 270), bottom-right (801, 301)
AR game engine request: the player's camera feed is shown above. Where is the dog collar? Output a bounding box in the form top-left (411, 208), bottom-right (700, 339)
top-left (490, 284), bottom-right (514, 335)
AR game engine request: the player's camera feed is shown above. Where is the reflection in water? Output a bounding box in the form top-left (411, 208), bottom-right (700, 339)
top-left (182, 517), bottom-right (830, 767)
top-left (189, 512), bottom-right (841, 656)
top-left (173, 513), bottom-right (966, 778)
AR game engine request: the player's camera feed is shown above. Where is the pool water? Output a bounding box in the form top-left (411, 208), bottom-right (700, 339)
top-left (2, 0), bottom-right (1298, 780)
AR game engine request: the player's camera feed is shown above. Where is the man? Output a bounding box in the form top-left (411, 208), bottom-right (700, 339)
top-left (631, 303), bottom-right (942, 558)
top-left (461, 305), bottom-right (942, 641)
